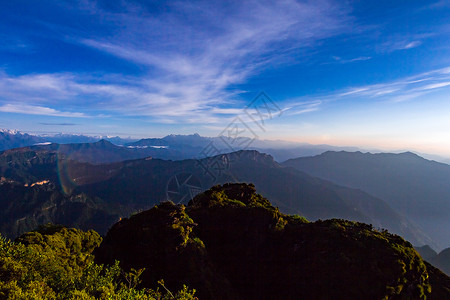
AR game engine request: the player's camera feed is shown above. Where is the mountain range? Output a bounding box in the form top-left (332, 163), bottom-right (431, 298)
top-left (3, 129), bottom-right (450, 164)
top-left (283, 151), bottom-right (450, 250)
top-left (1, 136), bottom-right (449, 278)
top-left (0, 129), bottom-right (136, 151)
top-left (0, 129), bottom-right (373, 162)
top-left (0, 145), bottom-right (435, 250)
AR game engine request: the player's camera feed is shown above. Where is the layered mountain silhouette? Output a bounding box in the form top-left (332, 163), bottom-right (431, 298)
top-left (26, 140), bottom-right (157, 164)
top-left (0, 129), bottom-right (134, 151)
top-left (416, 246), bottom-right (450, 276)
top-left (94, 183), bottom-right (450, 300)
top-left (283, 151), bottom-right (450, 249)
top-left (0, 129), bottom-right (42, 151)
top-left (431, 248), bottom-right (450, 276)
top-left (0, 130), bottom-right (367, 162)
top-left (0, 146), bottom-right (433, 249)
top-left (416, 245), bottom-right (439, 260)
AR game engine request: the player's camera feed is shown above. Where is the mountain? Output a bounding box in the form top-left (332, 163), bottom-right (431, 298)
top-left (430, 248), bottom-right (450, 276)
top-left (416, 246), bottom-right (450, 276)
top-left (416, 245), bottom-right (439, 260)
top-left (3, 129), bottom-right (450, 165)
top-left (2, 139), bottom-right (197, 164)
top-left (127, 133), bottom-right (364, 162)
top-left (39, 133), bottom-right (136, 145)
top-left (94, 183), bottom-right (450, 300)
top-left (0, 129), bottom-right (42, 151)
top-left (0, 178), bottom-right (123, 238)
top-left (125, 133), bottom-right (214, 160)
top-left (283, 151), bottom-right (450, 250)
top-left (0, 147), bottom-right (433, 248)
top-left (27, 139), bottom-right (155, 164)
top-left (0, 128), bottom-right (136, 151)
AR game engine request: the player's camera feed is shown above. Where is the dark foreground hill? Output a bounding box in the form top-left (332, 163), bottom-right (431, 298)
top-left (95, 183), bottom-right (450, 300)
top-left (0, 149), bottom-right (432, 248)
top-left (283, 151), bottom-right (450, 249)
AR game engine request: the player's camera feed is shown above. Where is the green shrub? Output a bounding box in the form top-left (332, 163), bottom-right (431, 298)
top-left (0, 227), bottom-right (197, 300)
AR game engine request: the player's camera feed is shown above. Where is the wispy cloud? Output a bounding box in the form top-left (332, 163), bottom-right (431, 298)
top-left (332, 56), bottom-right (372, 64)
top-left (376, 37), bottom-right (425, 53)
top-left (329, 67), bottom-right (450, 102)
top-left (39, 122), bottom-right (78, 126)
top-left (0, 104), bottom-right (86, 117)
top-left (419, 82), bottom-right (450, 90)
top-left (0, 34), bottom-right (34, 53)
top-left (283, 100), bottom-right (322, 115)
top-left (403, 41), bottom-right (422, 49)
top-left (281, 66), bottom-right (450, 111)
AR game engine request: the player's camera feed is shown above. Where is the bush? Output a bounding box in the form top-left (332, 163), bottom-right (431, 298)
top-left (0, 226), bottom-right (197, 300)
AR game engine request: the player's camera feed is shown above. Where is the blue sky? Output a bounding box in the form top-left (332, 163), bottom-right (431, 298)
top-left (0, 0), bottom-right (450, 155)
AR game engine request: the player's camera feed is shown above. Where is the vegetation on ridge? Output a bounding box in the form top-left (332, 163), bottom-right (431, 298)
top-left (0, 183), bottom-right (449, 299)
top-left (95, 183), bottom-right (448, 300)
top-left (0, 224), bottom-right (196, 299)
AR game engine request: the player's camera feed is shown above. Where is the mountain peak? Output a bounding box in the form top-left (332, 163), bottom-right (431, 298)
top-left (0, 128), bottom-right (19, 134)
top-left (93, 139), bottom-right (115, 147)
top-left (216, 150), bottom-right (276, 166)
top-left (398, 151), bottom-right (421, 158)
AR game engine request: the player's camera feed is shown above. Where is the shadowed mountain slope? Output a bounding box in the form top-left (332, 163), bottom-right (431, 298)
top-left (283, 151), bottom-right (450, 249)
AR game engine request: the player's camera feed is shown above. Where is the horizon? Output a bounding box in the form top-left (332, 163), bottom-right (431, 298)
top-left (1, 1), bottom-right (450, 156)
top-left (3, 127), bottom-right (450, 163)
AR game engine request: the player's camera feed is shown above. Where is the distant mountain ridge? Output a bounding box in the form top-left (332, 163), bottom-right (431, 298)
top-left (0, 129), bottom-right (42, 150)
top-left (0, 128), bottom-right (136, 151)
top-left (3, 129), bottom-right (450, 164)
top-left (416, 245), bottom-right (450, 276)
top-left (0, 129), bottom-right (367, 162)
top-left (283, 151), bottom-right (450, 250)
top-left (24, 140), bottom-right (155, 164)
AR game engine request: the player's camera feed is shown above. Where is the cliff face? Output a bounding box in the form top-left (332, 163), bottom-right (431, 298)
top-left (95, 183), bottom-right (450, 300)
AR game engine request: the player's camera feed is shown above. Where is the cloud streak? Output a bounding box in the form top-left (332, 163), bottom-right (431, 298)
top-left (0, 104), bottom-right (86, 118)
top-left (282, 66), bottom-right (450, 112)
top-left (324, 67), bottom-right (450, 102)
top-left (39, 122), bottom-right (78, 126)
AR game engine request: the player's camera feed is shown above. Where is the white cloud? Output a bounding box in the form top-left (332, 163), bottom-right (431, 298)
top-left (327, 67), bottom-right (450, 102)
top-left (0, 104), bottom-right (86, 117)
top-left (402, 41), bottom-right (422, 49)
top-left (339, 88), bottom-right (370, 96)
top-left (283, 100), bottom-right (322, 115)
top-left (419, 82), bottom-right (450, 90)
top-left (278, 66), bottom-right (450, 110)
top-left (332, 56), bottom-right (372, 64)
top-left (377, 39), bottom-right (424, 53)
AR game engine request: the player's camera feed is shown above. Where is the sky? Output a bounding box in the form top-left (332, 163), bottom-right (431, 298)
top-left (0, 0), bottom-right (450, 156)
